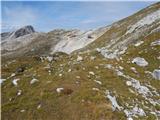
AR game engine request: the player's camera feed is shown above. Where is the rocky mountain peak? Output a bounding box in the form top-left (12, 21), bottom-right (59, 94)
top-left (13, 25), bottom-right (35, 38)
top-left (1, 25), bottom-right (36, 40)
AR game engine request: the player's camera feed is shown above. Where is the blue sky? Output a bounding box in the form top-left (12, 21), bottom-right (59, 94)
top-left (1, 1), bottom-right (156, 32)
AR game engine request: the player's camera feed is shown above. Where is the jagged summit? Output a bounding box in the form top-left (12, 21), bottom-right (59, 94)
top-left (1, 25), bottom-right (35, 40)
top-left (13, 25), bottom-right (35, 38)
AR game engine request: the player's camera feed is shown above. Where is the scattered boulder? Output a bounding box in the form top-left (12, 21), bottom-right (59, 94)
top-left (17, 90), bottom-right (22, 96)
top-left (92, 88), bottom-right (99, 91)
top-left (90, 56), bottom-right (95, 60)
top-left (134, 41), bottom-right (144, 47)
top-left (37, 104), bottom-right (41, 109)
top-left (10, 73), bottom-right (16, 77)
top-left (126, 81), bottom-right (132, 86)
top-left (89, 71), bottom-right (95, 75)
top-left (76, 76), bottom-right (80, 79)
top-left (0, 79), bottom-right (6, 84)
top-left (132, 57), bottom-right (148, 67)
top-left (68, 69), bottom-right (71, 72)
top-left (151, 39), bottom-right (160, 46)
top-left (20, 110), bottom-right (25, 113)
top-left (152, 69), bottom-right (160, 80)
top-left (77, 56), bottom-right (83, 62)
top-left (46, 56), bottom-right (53, 62)
top-left (30, 78), bottom-right (39, 84)
top-left (106, 91), bottom-right (123, 111)
top-left (130, 67), bottom-right (137, 73)
top-left (59, 74), bottom-right (62, 77)
top-left (56, 88), bottom-right (64, 93)
top-left (124, 106), bottom-right (146, 117)
top-left (16, 66), bottom-right (26, 73)
top-left (12, 78), bottom-right (20, 86)
top-left (94, 80), bottom-right (102, 85)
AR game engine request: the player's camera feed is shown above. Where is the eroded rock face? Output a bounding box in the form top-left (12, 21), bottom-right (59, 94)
top-left (1, 25), bottom-right (35, 40)
top-left (152, 69), bottom-right (160, 80)
top-left (12, 25), bottom-right (35, 39)
top-left (132, 57), bottom-right (148, 67)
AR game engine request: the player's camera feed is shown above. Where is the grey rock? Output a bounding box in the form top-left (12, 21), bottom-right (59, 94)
top-left (152, 69), bottom-right (160, 80)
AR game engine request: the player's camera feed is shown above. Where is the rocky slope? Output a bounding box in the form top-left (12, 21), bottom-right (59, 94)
top-left (1, 25), bottom-right (108, 59)
top-left (1, 2), bottom-right (160, 120)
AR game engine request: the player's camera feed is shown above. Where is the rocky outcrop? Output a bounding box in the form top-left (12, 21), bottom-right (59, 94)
top-left (12, 25), bottom-right (35, 38)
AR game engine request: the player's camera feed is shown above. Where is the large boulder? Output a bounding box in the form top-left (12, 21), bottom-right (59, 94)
top-left (132, 57), bottom-right (148, 67)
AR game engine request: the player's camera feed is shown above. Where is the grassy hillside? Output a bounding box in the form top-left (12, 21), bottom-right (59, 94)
top-left (1, 2), bottom-right (160, 120)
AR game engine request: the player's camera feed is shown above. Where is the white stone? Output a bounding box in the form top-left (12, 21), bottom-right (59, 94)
top-left (127, 117), bottom-right (133, 120)
top-left (68, 69), bottom-right (71, 72)
top-left (94, 80), bottom-right (102, 85)
top-left (59, 74), bottom-right (62, 77)
top-left (77, 56), bottom-right (83, 61)
top-left (95, 66), bottom-right (99, 69)
top-left (152, 69), bottom-right (160, 80)
top-left (90, 56), bottom-right (95, 60)
top-left (76, 76), bottom-right (80, 79)
top-left (12, 78), bottom-right (20, 86)
top-left (46, 56), bottom-right (53, 62)
top-left (20, 110), bottom-right (25, 113)
top-left (132, 106), bottom-right (146, 116)
top-left (130, 67), bottom-right (137, 73)
top-left (92, 88), bottom-right (99, 91)
top-left (116, 70), bottom-right (124, 76)
top-left (105, 64), bottom-right (113, 69)
top-left (106, 92), bottom-right (123, 111)
top-left (119, 66), bottom-right (124, 70)
top-left (17, 90), bottom-right (22, 96)
top-left (30, 78), bottom-right (39, 84)
top-left (11, 73), bottom-right (16, 77)
top-left (56, 88), bottom-right (64, 93)
top-left (89, 71), bottom-right (95, 75)
top-left (132, 57), bottom-right (148, 67)
top-left (0, 79), bottom-right (6, 84)
top-left (134, 41), bottom-right (144, 47)
top-left (37, 104), bottom-right (41, 109)
top-left (126, 81), bottom-right (132, 86)
top-left (151, 39), bottom-right (160, 46)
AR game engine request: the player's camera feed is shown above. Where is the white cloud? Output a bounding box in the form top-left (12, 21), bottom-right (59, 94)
top-left (81, 19), bottom-right (96, 24)
top-left (2, 5), bottom-right (38, 31)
